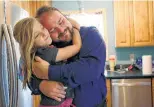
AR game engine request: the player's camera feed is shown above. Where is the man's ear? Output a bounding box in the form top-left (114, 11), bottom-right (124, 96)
top-left (68, 18), bottom-right (80, 30)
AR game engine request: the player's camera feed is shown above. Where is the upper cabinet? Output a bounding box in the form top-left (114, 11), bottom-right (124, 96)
top-left (28, 1), bottom-right (51, 17)
top-left (5, 0), bottom-right (51, 25)
top-left (8, 1), bottom-right (51, 17)
top-left (114, 1), bottom-right (131, 47)
top-left (114, 1), bottom-right (154, 47)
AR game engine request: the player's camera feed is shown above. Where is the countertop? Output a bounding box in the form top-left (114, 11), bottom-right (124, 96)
top-left (105, 70), bottom-right (154, 79)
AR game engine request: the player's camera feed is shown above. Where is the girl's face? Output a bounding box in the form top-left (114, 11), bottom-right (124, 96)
top-left (33, 20), bottom-right (52, 48)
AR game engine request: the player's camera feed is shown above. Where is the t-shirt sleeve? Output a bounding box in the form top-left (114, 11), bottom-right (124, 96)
top-left (27, 75), bottom-right (42, 95)
top-left (35, 47), bottom-right (58, 63)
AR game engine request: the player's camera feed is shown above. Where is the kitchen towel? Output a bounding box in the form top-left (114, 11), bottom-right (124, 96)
top-left (142, 55), bottom-right (152, 75)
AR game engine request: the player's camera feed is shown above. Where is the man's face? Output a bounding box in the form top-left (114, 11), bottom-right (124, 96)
top-left (39, 11), bottom-right (73, 43)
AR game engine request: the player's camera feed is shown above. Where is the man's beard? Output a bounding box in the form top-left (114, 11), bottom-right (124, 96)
top-left (59, 27), bottom-right (73, 43)
top-left (52, 27), bottom-right (74, 48)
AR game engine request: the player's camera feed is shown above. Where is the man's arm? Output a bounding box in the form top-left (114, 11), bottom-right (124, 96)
top-left (28, 77), bottom-right (66, 101)
top-left (48, 27), bottom-right (106, 88)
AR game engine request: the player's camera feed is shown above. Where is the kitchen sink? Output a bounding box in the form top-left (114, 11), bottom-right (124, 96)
top-left (114, 69), bottom-right (128, 74)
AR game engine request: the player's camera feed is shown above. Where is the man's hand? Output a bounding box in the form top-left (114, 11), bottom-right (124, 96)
top-left (32, 56), bottom-right (49, 79)
top-left (39, 80), bottom-right (66, 102)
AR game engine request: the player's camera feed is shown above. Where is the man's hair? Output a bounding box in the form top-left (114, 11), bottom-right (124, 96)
top-left (35, 6), bottom-right (61, 18)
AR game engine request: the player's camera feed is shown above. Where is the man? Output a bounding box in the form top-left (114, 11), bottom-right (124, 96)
top-left (32, 6), bottom-right (107, 107)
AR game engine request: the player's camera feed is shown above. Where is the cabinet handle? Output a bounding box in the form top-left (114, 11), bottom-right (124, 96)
top-left (112, 82), bottom-right (151, 86)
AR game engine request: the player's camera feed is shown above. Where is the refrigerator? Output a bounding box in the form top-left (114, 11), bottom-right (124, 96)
top-left (0, 1), bottom-right (33, 107)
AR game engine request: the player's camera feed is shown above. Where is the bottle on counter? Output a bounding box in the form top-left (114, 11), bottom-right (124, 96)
top-left (109, 55), bottom-right (116, 71)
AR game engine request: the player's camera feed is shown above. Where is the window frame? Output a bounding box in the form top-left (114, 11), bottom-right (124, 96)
top-left (62, 8), bottom-right (108, 60)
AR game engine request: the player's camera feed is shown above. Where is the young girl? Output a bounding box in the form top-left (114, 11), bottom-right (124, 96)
top-left (13, 17), bottom-right (81, 107)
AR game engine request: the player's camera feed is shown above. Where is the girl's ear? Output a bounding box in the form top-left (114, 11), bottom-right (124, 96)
top-left (68, 18), bottom-right (80, 30)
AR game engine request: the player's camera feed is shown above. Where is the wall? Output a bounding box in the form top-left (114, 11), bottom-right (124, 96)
top-left (52, 1), bottom-right (154, 63)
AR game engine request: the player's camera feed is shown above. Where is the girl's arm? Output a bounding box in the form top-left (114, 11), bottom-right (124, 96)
top-left (55, 28), bottom-right (82, 62)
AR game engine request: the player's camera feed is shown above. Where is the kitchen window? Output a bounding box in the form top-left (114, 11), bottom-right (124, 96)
top-left (63, 9), bottom-right (108, 60)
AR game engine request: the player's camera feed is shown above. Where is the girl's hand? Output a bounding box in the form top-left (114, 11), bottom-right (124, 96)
top-left (68, 18), bottom-right (80, 30)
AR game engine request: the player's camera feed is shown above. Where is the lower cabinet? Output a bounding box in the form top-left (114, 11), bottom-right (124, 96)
top-left (106, 79), bottom-right (112, 107)
top-left (152, 79), bottom-right (154, 107)
top-left (33, 95), bottom-right (40, 107)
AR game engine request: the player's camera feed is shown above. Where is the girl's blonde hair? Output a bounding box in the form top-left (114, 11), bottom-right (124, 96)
top-left (13, 17), bottom-right (36, 88)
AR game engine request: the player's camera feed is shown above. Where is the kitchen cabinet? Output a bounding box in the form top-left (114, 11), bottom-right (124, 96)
top-left (114, 1), bottom-right (131, 47)
top-left (0, 1), bottom-right (5, 24)
top-left (28, 1), bottom-right (51, 17)
top-left (114, 1), bottom-right (154, 47)
top-left (152, 78), bottom-right (154, 107)
top-left (8, 1), bottom-right (51, 17)
top-left (33, 95), bottom-right (41, 107)
top-left (150, 78), bottom-right (154, 107)
top-left (106, 79), bottom-right (112, 107)
top-left (6, 1), bottom-right (51, 24)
